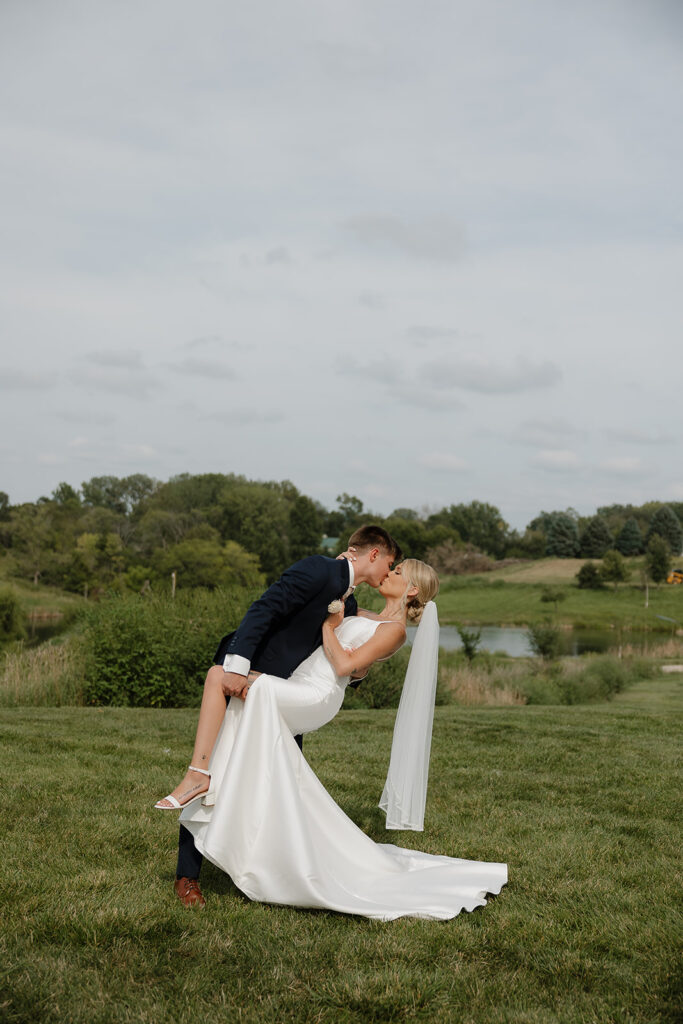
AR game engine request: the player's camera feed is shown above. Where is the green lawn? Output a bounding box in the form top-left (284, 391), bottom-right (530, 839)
top-left (434, 579), bottom-right (683, 631)
top-left (1, 678), bottom-right (680, 1023)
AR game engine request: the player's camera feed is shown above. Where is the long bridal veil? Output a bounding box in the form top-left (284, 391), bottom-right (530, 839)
top-left (379, 600), bottom-right (440, 830)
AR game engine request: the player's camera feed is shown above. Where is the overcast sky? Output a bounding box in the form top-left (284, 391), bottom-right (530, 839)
top-left (1, 0), bottom-right (681, 529)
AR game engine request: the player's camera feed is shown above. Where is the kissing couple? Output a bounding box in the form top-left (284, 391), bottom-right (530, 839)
top-left (156, 524), bottom-right (507, 920)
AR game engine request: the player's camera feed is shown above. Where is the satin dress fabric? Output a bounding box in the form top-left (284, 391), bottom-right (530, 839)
top-left (180, 616), bottom-right (508, 921)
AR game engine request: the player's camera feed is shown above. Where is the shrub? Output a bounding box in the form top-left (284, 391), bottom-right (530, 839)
top-left (0, 588), bottom-right (27, 642)
top-left (425, 541), bottom-right (492, 576)
top-left (456, 624), bottom-right (482, 662)
top-left (343, 646), bottom-right (451, 710)
top-left (540, 586), bottom-right (566, 612)
top-left (80, 587), bottom-right (255, 707)
top-left (527, 621), bottom-right (562, 660)
top-left (576, 561), bottom-right (605, 589)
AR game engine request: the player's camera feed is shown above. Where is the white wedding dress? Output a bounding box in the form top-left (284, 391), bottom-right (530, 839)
top-left (180, 616), bottom-right (507, 920)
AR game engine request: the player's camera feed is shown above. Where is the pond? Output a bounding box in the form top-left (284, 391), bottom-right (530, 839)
top-left (0, 616), bottom-right (69, 654)
top-left (407, 624), bottom-right (666, 657)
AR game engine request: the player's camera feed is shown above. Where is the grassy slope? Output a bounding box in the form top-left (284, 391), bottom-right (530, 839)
top-left (1, 678), bottom-right (680, 1023)
top-left (0, 560), bottom-right (82, 617)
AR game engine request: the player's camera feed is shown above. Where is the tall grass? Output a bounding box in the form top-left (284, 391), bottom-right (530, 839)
top-left (439, 650), bottom-right (659, 706)
top-left (0, 639), bottom-right (86, 706)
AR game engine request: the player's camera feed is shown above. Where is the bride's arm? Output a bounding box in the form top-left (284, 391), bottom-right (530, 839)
top-left (322, 612), bottom-right (405, 678)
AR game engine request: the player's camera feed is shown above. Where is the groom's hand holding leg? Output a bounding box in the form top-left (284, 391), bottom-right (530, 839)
top-left (222, 671), bottom-right (250, 698)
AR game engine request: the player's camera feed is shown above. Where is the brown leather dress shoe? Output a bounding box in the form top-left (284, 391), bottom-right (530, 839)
top-left (174, 876), bottom-right (206, 908)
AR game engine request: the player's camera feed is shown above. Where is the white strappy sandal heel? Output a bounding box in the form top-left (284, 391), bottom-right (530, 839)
top-left (154, 766), bottom-right (212, 810)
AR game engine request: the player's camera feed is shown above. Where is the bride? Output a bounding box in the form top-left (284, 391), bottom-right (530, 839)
top-left (157, 559), bottom-right (507, 920)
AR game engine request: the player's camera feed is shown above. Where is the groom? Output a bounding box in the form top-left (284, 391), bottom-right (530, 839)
top-left (174, 523), bottom-right (401, 907)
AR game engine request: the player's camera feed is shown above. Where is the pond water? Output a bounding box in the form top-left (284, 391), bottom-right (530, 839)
top-left (0, 616), bottom-right (68, 653)
top-left (407, 624), bottom-right (664, 657)
top-left (1, 618), bottom-right (670, 660)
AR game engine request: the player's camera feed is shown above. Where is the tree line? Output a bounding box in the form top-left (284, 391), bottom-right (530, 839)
top-left (0, 475), bottom-right (681, 597)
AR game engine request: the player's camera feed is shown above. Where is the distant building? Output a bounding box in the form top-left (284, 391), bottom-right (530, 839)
top-left (320, 536), bottom-right (339, 554)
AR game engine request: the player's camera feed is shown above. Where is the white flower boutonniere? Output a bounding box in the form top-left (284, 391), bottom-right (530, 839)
top-left (327, 599), bottom-right (344, 614)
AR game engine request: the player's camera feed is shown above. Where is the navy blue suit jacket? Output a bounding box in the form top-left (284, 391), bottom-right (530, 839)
top-left (213, 555), bottom-right (358, 680)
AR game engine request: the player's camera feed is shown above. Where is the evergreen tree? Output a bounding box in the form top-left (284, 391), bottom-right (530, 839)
top-left (615, 516), bottom-right (643, 556)
top-left (546, 514), bottom-right (580, 557)
top-left (579, 516), bottom-right (613, 558)
top-left (645, 505), bottom-right (683, 556)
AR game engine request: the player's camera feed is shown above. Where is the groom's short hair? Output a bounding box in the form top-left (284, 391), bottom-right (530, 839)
top-left (347, 524), bottom-right (402, 562)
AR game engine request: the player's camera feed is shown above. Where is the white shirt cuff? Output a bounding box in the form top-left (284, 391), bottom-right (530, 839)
top-left (223, 653), bottom-right (251, 676)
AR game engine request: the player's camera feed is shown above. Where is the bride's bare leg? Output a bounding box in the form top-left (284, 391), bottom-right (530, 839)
top-left (155, 666), bottom-right (228, 808)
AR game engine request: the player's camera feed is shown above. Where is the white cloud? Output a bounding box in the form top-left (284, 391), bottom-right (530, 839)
top-left (420, 355), bottom-right (562, 395)
top-left (604, 427), bottom-right (675, 446)
top-left (265, 246), bottom-right (292, 265)
top-left (599, 457), bottom-right (645, 475)
top-left (406, 326), bottom-right (470, 343)
top-left (167, 358), bottom-right (236, 380)
top-left (531, 449), bottom-right (582, 470)
top-left (511, 417), bottom-right (585, 447)
top-left (1, 369), bottom-right (54, 390)
top-left (69, 365), bottom-right (157, 399)
top-left (83, 350), bottom-right (144, 369)
top-left (344, 214), bottom-right (466, 263)
top-left (418, 452), bottom-right (469, 471)
top-left (358, 290), bottom-right (385, 310)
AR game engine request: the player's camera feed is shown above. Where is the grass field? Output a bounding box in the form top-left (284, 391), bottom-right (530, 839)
top-left (434, 579), bottom-right (683, 631)
top-left (1, 678), bottom-right (680, 1023)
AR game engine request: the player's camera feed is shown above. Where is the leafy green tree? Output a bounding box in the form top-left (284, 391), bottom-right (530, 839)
top-left (505, 527), bottom-right (546, 559)
top-left (325, 493), bottom-right (366, 537)
top-left (0, 492), bottom-right (10, 521)
top-left (645, 505), bottom-right (683, 556)
top-left (153, 538), bottom-right (264, 590)
top-left (576, 562), bottom-right (604, 589)
top-left (81, 474), bottom-right (157, 515)
top-left (133, 508), bottom-right (193, 555)
top-left (615, 517), bottom-right (643, 556)
top-left (579, 516), bottom-right (613, 558)
top-left (149, 472), bottom-right (236, 515)
top-left (546, 514), bottom-right (580, 558)
top-left (382, 516), bottom-right (428, 559)
top-left (52, 482), bottom-right (81, 507)
top-left (289, 496), bottom-right (324, 562)
top-left (602, 548), bottom-right (630, 589)
top-left (601, 549), bottom-right (629, 590)
top-left (388, 507), bottom-right (419, 521)
top-left (645, 535), bottom-right (671, 584)
top-left (7, 503), bottom-right (57, 584)
top-left (218, 483), bottom-right (291, 580)
top-left (428, 501), bottom-right (509, 558)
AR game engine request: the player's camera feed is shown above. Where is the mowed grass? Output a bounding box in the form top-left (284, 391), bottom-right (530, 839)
top-left (1, 680), bottom-right (681, 1024)
top-left (436, 577), bottom-right (683, 631)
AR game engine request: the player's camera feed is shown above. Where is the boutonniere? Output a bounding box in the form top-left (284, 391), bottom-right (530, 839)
top-left (327, 599), bottom-right (344, 614)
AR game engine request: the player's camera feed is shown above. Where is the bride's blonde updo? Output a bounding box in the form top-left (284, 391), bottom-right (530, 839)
top-left (400, 559), bottom-right (440, 624)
